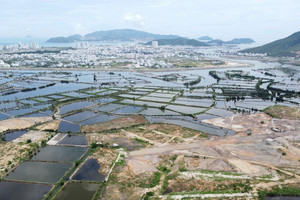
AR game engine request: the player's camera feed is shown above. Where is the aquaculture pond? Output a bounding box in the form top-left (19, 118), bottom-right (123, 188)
top-left (112, 105), bottom-right (143, 114)
top-left (54, 183), bottom-right (99, 200)
top-left (31, 145), bottom-right (88, 163)
top-left (59, 101), bottom-right (95, 115)
top-left (58, 121), bottom-right (81, 133)
top-left (5, 162), bottom-right (73, 184)
top-left (0, 112), bottom-right (10, 121)
top-left (0, 181), bottom-right (52, 200)
top-left (63, 111), bottom-right (98, 123)
top-left (140, 107), bottom-right (180, 116)
top-left (72, 158), bottom-right (105, 181)
top-left (57, 135), bottom-right (88, 146)
top-left (265, 197), bottom-right (300, 200)
top-left (3, 130), bottom-right (27, 142)
top-left (92, 103), bottom-right (124, 112)
top-left (80, 114), bottom-right (118, 125)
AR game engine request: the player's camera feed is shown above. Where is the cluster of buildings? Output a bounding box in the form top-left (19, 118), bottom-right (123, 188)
top-left (1, 42), bottom-right (283, 69)
top-left (0, 43), bottom-right (213, 69)
top-left (0, 42), bottom-right (40, 51)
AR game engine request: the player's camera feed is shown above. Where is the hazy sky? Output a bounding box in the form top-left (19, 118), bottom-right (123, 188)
top-left (1, 0), bottom-right (300, 42)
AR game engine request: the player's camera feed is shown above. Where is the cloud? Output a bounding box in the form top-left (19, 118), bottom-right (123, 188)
top-left (123, 12), bottom-right (146, 27)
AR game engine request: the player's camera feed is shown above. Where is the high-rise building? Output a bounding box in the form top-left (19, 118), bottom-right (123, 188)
top-left (152, 41), bottom-right (158, 48)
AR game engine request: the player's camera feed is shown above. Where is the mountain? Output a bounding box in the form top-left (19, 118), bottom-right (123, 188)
top-left (240, 32), bottom-right (300, 57)
top-left (145, 37), bottom-right (209, 46)
top-left (226, 38), bottom-right (255, 44)
top-left (207, 39), bottom-right (225, 46)
top-left (46, 29), bottom-right (179, 43)
top-left (198, 36), bottom-right (213, 41)
top-left (206, 38), bottom-right (254, 46)
top-left (46, 34), bottom-right (82, 43)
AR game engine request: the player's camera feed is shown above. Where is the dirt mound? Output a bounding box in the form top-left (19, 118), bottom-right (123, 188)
top-left (126, 155), bottom-right (160, 175)
top-left (264, 105), bottom-right (300, 120)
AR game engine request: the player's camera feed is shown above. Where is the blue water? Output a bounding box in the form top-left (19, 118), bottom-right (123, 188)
top-left (72, 158), bottom-right (105, 181)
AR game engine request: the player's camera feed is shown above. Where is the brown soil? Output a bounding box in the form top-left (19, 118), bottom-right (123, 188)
top-left (184, 156), bottom-right (236, 172)
top-left (82, 116), bottom-right (147, 132)
top-left (0, 142), bottom-right (33, 177)
top-left (0, 117), bottom-right (51, 132)
top-left (126, 155), bottom-right (160, 175)
top-left (203, 113), bottom-right (273, 135)
top-left (36, 120), bottom-right (60, 131)
top-left (91, 147), bottom-right (118, 175)
top-left (264, 105), bottom-right (300, 120)
top-left (167, 177), bottom-right (250, 194)
top-left (12, 130), bottom-right (47, 143)
top-left (86, 131), bottom-right (145, 151)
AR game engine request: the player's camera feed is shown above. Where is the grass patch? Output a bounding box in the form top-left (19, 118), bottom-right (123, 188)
top-left (258, 186), bottom-right (300, 200)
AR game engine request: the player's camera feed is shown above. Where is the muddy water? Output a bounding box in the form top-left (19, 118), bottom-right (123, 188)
top-left (3, 130), bottom-right (27, 141)
top-left (0, 181), bottom-right (52, 200)
top-left (31, 146), bottom-right (88, 163)
top-left (54, 183), bottom-right (98, 200)
top-left (5, 162), bottom-right (72, 184)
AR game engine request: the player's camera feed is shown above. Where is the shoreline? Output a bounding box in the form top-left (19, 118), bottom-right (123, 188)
top-left (0, 63), bottom-right (253, 73)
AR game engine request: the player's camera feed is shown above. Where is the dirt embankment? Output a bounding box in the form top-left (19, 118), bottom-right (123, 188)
top-left (82, 116), bottom-right (147, 133)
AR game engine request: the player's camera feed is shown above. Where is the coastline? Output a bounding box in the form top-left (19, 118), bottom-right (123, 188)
top-left (0, 63), bottom-right (253, 73)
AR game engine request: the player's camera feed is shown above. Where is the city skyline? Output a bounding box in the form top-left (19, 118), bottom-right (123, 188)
top-left (1, 0), bottom-right (300, 43)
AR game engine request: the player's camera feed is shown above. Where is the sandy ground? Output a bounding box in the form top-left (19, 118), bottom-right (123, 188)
top-left (0, 142), bottom-right (31, 177)
top-left (12, 130), bottom-right (47, 143)
top-left (126, 155), bottom-right (160, 175)
top-left (36, 120), bottom-right (61, 131)
top-left (0, 117), bottom-right (52, 132)
top-left (91, 148), bottom-right (118, 175)
top-left (203, 113), bottom-right (273, 135)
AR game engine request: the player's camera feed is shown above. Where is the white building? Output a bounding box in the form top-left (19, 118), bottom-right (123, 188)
top-left (0, 60), bottom-right (10, 68)
top-left (152, 41), bottom-right (158, 48)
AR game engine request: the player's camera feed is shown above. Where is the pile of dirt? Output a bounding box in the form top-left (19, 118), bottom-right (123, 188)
top-left (184, 156), bottom-right (235, 172)
top-left (126, 155), bottom-right (160, 175)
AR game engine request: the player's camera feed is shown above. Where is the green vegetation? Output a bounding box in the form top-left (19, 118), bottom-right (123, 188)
top-left (209, 71), bottom-right (221, 81)
top-left (263, 105), bottom-right (300, 120)
top-left (184, 76), bottom-right (201, 87)
top-left (255, 79), bottom-right (271, 99)
top-left (139, 172), bottom-right (162, 188)
top-left (258, 186), bottom-right (300, 200)
top-left (241, 31), bottom-right (300, 57)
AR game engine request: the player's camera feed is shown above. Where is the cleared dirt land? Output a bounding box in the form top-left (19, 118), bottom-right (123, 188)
top-left (0, 117), bottom-right (51, 132)
top-left (90, 109), bottom-right (300, 200)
